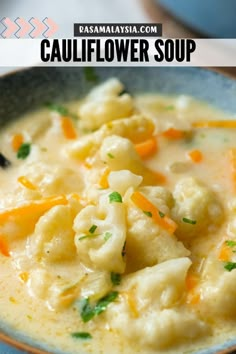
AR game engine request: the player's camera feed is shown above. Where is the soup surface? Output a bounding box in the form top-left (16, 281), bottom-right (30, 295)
top-left (0, 78), bottom-right (236, 354)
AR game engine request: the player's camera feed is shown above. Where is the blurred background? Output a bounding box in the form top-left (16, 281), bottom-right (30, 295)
top-left (0, 0), bottom-right (235, 75)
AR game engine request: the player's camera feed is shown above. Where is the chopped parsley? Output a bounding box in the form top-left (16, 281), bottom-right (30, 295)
top-left (111, 272), bottom-right (121, 286)
top-left (225, 240), bottom-right (236, 248)
top-left (89, 225), bottom-right (97, 234)
top-left (71, 332), bottom-right (92, 340)
top-left (17, 143), bottom-right (31, 159)
top-left (78, 234), bottom-right (98, 241)
top-left (159, 211), bottom-right (165, 218)
top-left (165, 105), bottom-right (175, 111)
top-left (0, 153), bottom-right (11, 169)
top-left (109, 191), bottom-right (122, 203)
top-left (107, 153), bottom-right (114, 159)
top-left (143, 211), bottom-right (152, 218)
top-left (94, 291), bottom-right (118, 315)
top-left (78, 291), bottom-right (118, 322)
top-left (182, 217), bottom-right (197, 225)
top-left (84, 67), bottom-right (98, 82)
top-left (224, 262), bottom-right (236, 272)
top-left (104, 232), bottom-right (112, 241)
top-left (45, 102), bottom-right (78, 120)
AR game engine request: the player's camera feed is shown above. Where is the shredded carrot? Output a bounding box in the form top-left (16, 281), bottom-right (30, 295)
top-left (19, 272), bottom-right (28, 282)
top-left (11, 133), bottom-right (24, 152)
top-left (161, 128), bottom-right (185, 139)
top-left (0, 195), bottom-right (68, 223)
top-left (193, 120), bottom-right (236, 129)
top-left (70, 193), bottom-right (81, 202)
top-left (135, 137), bottom-right (158, 159)
top-left (148, 169), bottom-right (166, 184)
top-left (228, 149), bottom-right (236, 192)
top-left (187, 293), bottom-right (200, 305)
top-left (131, 191), bottom-right (177, 234)
top-left (99, 167), bottom-right (110, 189)
top-left (186, 274), bottom-right (199, 291)
top-left (0, 237), bottom-right (10, 257)
top-left (122, 291), bottom-right (139, 318)
top-left (218, 243), bottom-right (231, 262)
top-left (188, 149), bottom-right (203, 163)
top-left (61, 117), bottom-right (77, 139)
top-left (18, 176), bottom-right (37, 190)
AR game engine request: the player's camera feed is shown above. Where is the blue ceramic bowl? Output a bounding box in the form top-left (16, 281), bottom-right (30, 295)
top-left (158, 0), bottom-right (236, 38)
top-left (1, 67), bottom-right (236, 354)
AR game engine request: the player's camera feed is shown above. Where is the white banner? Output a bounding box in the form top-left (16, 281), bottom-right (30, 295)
top-left (0, 38), bottom-right (236, 66)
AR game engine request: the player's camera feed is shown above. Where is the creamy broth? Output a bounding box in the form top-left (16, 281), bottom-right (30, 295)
top-left (0, 78), bottom-right (236, 354)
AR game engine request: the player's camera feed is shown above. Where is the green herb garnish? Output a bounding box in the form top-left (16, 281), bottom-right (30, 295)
top-left (46, 102), bottom-right (78, 120)
top-left (107, 153), bottom-right (114, 159)
top-left (225, 240), bottom-right (236, 248)
top-left (78, 291), bottom-right (118, 322)
top-left (94, 291), bottom-right (118, 315)
top-left (89, 225), bottom-right (97, 234)
top-left (165, 105), bottom-right (175, 111)
top-left (159, 211), bottom-right (165, 218)
top-left (77, 298), bottom-right (95, 322)
top-left (143, 211), bottom-right (152, 217)
top-left (111, 272), bottom-right (121, 286)
top-left (17, 143), bottom-right (31, 159)
top-left (109, 191), bottom-right (122, 203)
top-left (84, 67), bottom-right (98, 82)
top-left (224, 262), bottom-right (236, 272)
top-left (104, 232), bottom-right (112, 241)
top-left (182, 217), bottom-right (197, 225)
top-left (78, 234), bottom-right (98, 241)
top-left (71, 332), bottom-right (92, 340)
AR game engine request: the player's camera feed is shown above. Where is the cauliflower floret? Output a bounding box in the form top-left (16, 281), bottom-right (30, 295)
top-left (108, 170), bottom-right (142, 196)
top-left (19, 161), bottom-right (84, 197)
top-left (29, 205), bottom-right (76, 263)
top-left (200, 267), bottom-right (236, 318)
top-left (74, 192), bottom-right (126, 273)
top-left (66, 114), bottom-right (154, 160)
top-left (79, 79), bottom-right (134, 131)
top-left (100, 135), bottom-right (164, 186)
top-left (171, 177), bottom-right (223, 239)
top-left (126, 188), bottom-right (189, 272)
top-left (107, 258), bottom-right (208, 349)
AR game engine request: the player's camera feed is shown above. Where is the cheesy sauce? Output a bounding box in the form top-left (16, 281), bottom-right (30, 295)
top-left (0, 78), bottom-right (236, 354)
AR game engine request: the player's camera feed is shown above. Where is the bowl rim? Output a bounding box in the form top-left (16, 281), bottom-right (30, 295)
top-left (1, 65), bottom-right (236, 354)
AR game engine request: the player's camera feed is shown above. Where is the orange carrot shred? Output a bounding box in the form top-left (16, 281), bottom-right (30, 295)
top-left (11, 133), bottom-right (24, 152)
top-left (135, 137), bottom-right (158, 159)
top-left (186, 274), bottom-right (199, 291)
top-left (0, 195), bottom-right (68, 224)
top-left (0, 237), bottom-right (10, 257)
top-left (218, 243), bottom-right (231, 262)
top-left (188, 149), bottom-right (203, 163)
top-left (162, 128), bottom-right (185, 139)
top-left (193, 120), bottom-right (236, 128)
top-left (187, 293), bottom-right (200, 305)
top-left (228, 149), bottom-right (236, 192)
top-left (99, 167), bottom-right (110, 189)
top-left (131, 191), bottom-right (177, 234)
top-left (61, 117), bottom-right (77, 140)
top-left (18, 176), bottom-right (37, 190)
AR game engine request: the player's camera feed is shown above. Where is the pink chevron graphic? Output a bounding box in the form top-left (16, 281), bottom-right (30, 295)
top-left (43, 17), bottom-right (58, 37)
top-left (1, 17), bottom-right (19, 38)
top-left (29, 17), bottom-right (46, 38)
top-left (15, 17), bottom-right (31, 38)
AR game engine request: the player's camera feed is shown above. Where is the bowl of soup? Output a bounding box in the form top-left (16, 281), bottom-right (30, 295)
top-left (1, 67), bottom-right (236, 354)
